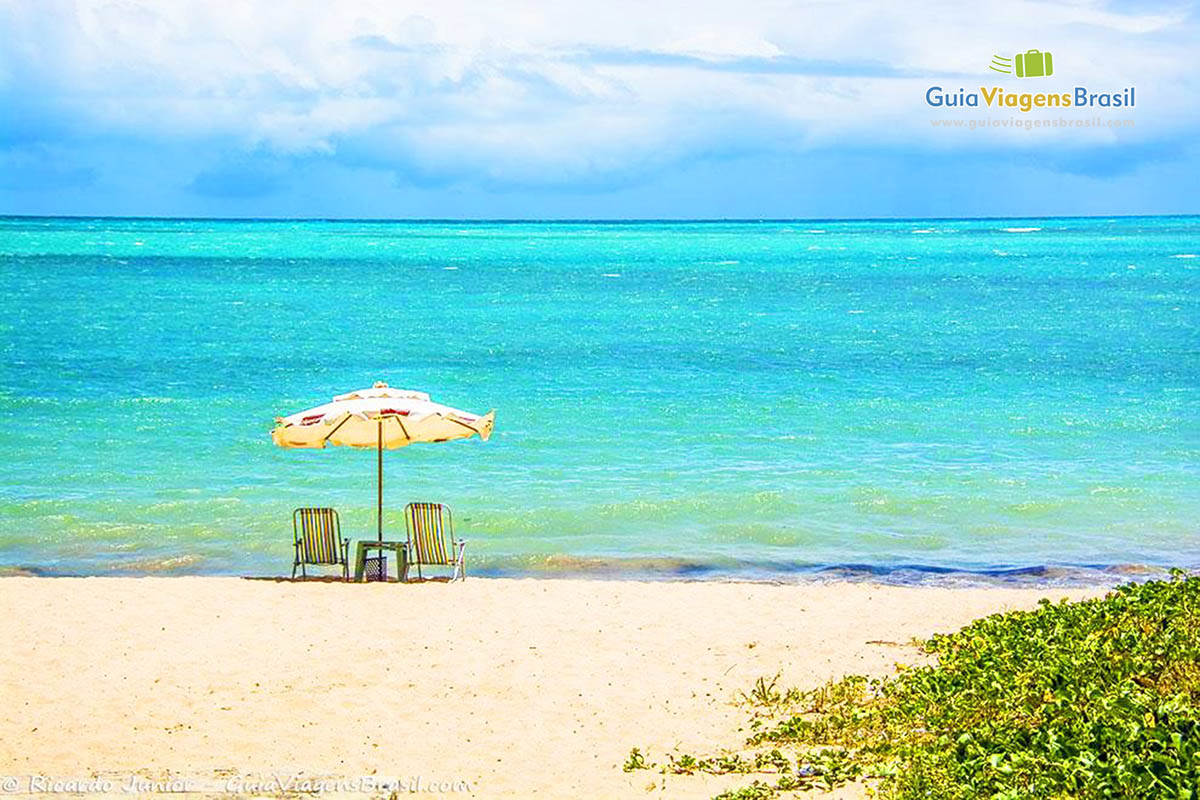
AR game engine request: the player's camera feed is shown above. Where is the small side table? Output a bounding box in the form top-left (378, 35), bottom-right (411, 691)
top-left (353, 540), bottom-right (409, 582)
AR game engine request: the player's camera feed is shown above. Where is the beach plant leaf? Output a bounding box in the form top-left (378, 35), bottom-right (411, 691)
top-left (623, 747), bottom-right (651, 772)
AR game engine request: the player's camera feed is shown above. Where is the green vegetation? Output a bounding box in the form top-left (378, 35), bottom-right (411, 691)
top-left (628, 572), bottom-right (1200, 798)
top-left (623, 748), bottom-right (649, 772)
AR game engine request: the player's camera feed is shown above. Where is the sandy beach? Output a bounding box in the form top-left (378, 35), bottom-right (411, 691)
top-left (0, 577), bottom-right (1104, 798)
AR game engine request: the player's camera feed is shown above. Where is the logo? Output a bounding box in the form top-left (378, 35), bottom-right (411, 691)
top-left (990, 50), bottom-right (1054, 78)
top-left (924, 50), bottom-right (1134, 114)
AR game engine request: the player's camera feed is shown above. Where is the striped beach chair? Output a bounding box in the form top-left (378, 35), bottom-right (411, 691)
top-left (403, 502), bottom-right (466, 581)
top-left (292, 507), bottom-right (350, 580)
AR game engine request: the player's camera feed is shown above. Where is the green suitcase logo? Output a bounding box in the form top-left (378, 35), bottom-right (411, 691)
top-left (1014, 49), bottom-right (1053, 78)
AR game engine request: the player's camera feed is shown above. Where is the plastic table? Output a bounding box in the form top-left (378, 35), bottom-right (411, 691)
top-left (353, 540), bottom-right (409, 582)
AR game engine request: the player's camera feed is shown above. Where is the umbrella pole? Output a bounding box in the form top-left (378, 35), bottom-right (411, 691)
top-left (377, 419), bottom-right (383, 543)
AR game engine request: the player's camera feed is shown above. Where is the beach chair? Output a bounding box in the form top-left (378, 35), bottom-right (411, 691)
top-left (292, 507), bottom-right (350, 580)
top-left (403, 502), bottom-right (466, 581)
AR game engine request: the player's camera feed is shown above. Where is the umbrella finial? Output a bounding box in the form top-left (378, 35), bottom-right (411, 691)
top-left (373, 381), bottom-right (389, 388)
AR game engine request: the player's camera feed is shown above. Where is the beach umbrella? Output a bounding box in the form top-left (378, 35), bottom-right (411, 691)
top-left (271, 382), bottom-right (494, 541)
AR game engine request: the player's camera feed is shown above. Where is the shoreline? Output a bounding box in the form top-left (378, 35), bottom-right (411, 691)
top-left (0, 576), bottom-right (1105, 798)
top-left (0, 559), bottom-right (1179, 588)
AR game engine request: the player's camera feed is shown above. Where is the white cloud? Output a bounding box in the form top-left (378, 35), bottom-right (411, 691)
top-left (2, 0), bottom-right (1197, 187)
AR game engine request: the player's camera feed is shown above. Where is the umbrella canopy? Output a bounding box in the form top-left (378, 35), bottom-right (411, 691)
top-left (272, 382), bottom-right (494, 449)
top-left (271, 382), bottom-right (494, 544)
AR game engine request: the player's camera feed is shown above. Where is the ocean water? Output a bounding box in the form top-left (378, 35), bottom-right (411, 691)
top-left (1, 216), bottom-right (1197, 582)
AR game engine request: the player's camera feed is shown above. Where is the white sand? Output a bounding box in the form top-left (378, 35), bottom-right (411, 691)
top-left (0, 577), bottom-right (1102, 798)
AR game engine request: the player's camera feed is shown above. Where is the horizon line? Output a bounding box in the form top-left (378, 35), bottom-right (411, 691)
top-left (3, 212), bottom-right (1199, 224)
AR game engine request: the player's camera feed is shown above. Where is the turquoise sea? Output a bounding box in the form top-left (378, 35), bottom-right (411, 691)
top-left (1, 216), bottom-right (1197, 582)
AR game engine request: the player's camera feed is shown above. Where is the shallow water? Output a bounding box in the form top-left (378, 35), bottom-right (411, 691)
top-left (1, 216), bottom-right (1197, 582)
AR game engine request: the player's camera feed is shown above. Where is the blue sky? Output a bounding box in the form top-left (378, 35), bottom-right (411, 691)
top-left (1, 0), bottom-right (1198, 219)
